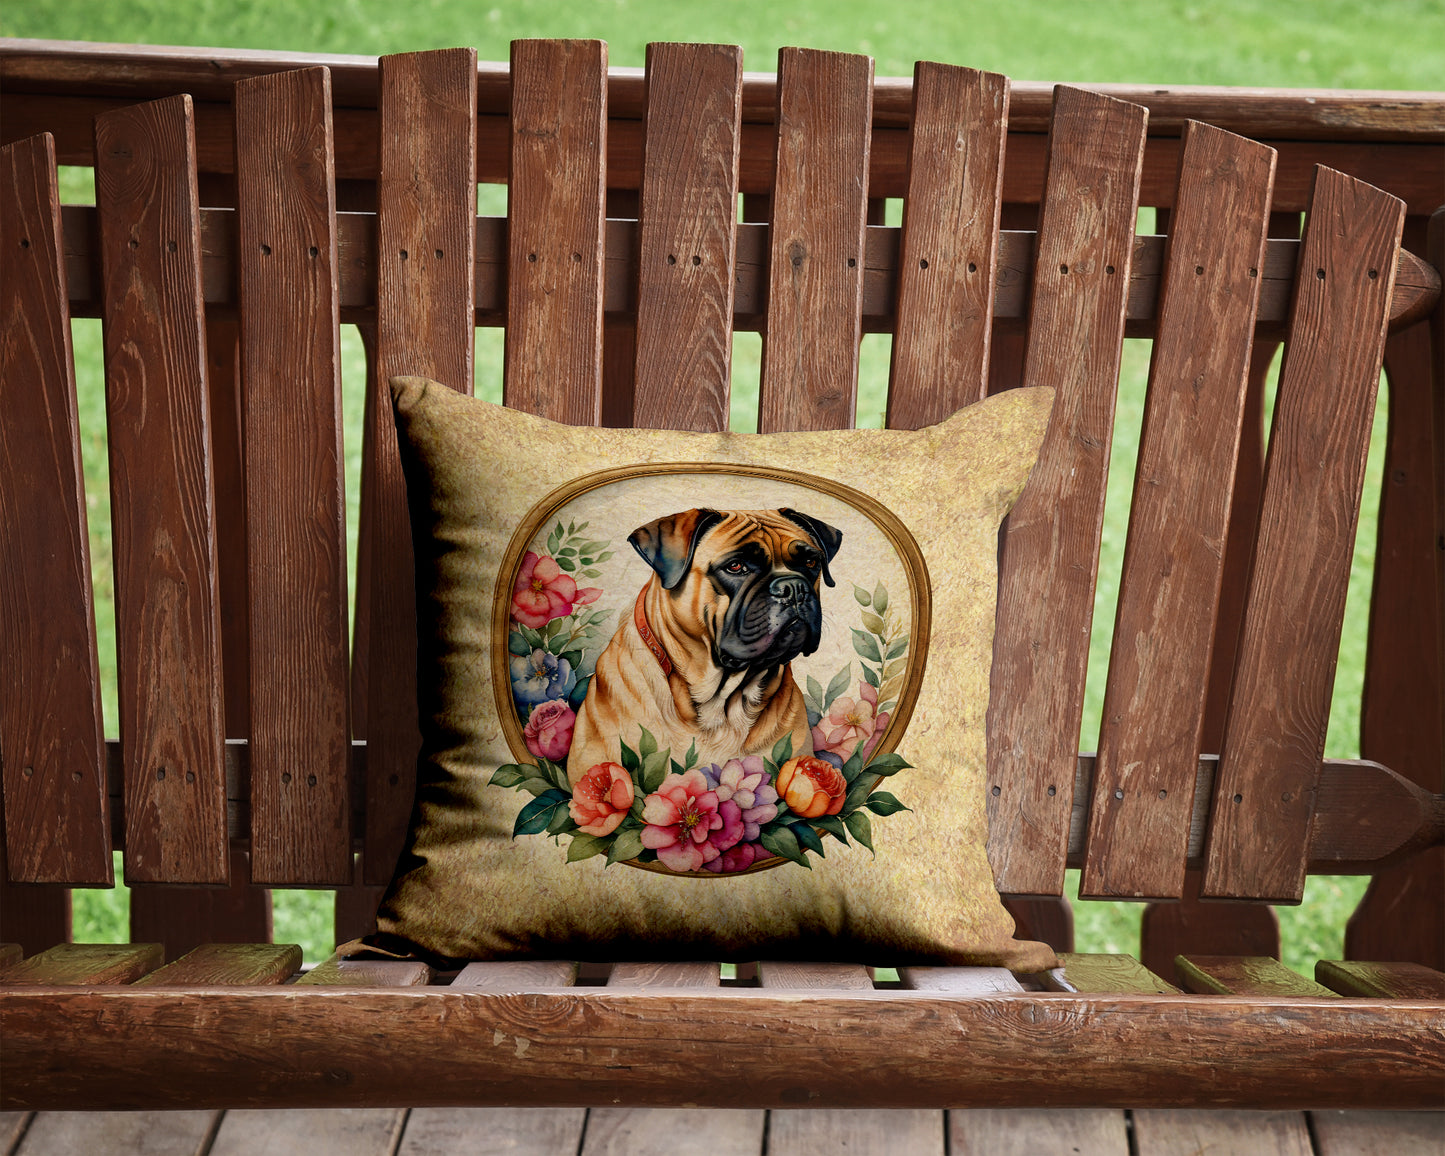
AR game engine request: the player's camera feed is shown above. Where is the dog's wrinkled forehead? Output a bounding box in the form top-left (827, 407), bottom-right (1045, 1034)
top-left (629, 507), bottom-right (843, 591)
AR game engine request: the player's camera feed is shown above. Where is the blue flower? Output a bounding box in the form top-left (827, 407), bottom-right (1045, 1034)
top-left (511, 647), bottom-right (577, 708)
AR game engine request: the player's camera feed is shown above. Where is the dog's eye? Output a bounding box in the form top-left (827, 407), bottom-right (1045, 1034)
top-left (724, 559), bottom-right (749, 574)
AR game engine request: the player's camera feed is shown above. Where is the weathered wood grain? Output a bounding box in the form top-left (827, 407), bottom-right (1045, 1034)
top-left (504, 39), bottom-right (606, 424)
top-left (360, 49), bottom-right (478, 887)
top-left (580, 1108), bottom-right (763, 1156)
top-left (758, 961), bottom-right (873, 990)
top-left (1047, 953), bottom-right (1181, 994)
top-left (0, 133), bottom-right (111, 885)
top-left (208, 1109), bottom-right (405, 1156)
top-left (1083, 122), bottom-right (1275, 901)
top-left (631, 43), bottom-right (741, 432)
top-left (297, 954), bottom-right (432, 987)
top-left (1204, 167), bottom-right (1407, 903)
top-left (1132, 1110), bottom-right (1313, 1156)
top-left (757, 48), bottom-right (873, 434)
top-left (0, 942), bottom-right (162, 985)
top-left (770, 1110), bottom-right (944, 1156)
top-left (987, 87), bottom-right (1148, 896)
top-left (1176, 955), bottom-right (1337, 997)
top-left (233, 67), bottom-right (352, 886)
top-left (1316, 960), bottom-right (1445, 999)
top-left (13, 1110), bottom-right (219, 1156)
top-left (887, 64), bottom-right (1008, 426)
top-left (399, 1108), bottom-right (587, 1156)
top-left (93, 95), bottom-right (228, 886)
top-left (451, 960), bottom-right (579, 988)
top-left (608, 962), bottom-right (720, 988)
top-left (950, 1109), bottom-right (1128, 1156)
top-left (1309, 1110), bottom-right (1445, 1156)
top-left (132, 942), bottom-right (300, 986)
top-left (898, 967), bottom-right (1024, 993)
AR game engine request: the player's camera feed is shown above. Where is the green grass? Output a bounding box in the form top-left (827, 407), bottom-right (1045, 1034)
top-left (23, 0), bottom-right (1434, 969)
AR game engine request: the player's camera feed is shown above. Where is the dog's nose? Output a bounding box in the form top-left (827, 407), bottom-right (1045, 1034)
top-left (769, 574), bottom-right (809, 605)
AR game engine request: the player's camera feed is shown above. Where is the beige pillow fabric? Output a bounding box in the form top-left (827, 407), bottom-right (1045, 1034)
top-left (373, 376), bottom-right (1057, 971)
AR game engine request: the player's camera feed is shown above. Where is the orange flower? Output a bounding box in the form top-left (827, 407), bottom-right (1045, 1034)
top-left (776, 755), bottom-right (847, 819)
top-left (569, 761), bottom-right (635, 837)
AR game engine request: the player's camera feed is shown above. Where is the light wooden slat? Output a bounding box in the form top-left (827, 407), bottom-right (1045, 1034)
top-left (399, 1108), bottom-right (588, 1156)
top-left (1176, 955), bottom-right (1336, 997)
top-left (128, 846), bottom-right (272, 962)
top-left (769, 1110), bottom-right (944, 1156)
top-left (1083, 122), bottom-right (1276, 901)
top-left (887, 63), bottom-right (1009, 426)
top-left (757, 961), bottom-right (873, 990)
top-left (0, 943), bottom-right (162, 985)
top-left (1132, 1110), bottom-right (1313, 1156)
top-left (361, 48), bottom-right (477, 887)
top-left (950, 1109), bottom-right (1129, 1155)
top-left (209, 1109), bottom-right (405, 1156)
top-left (297, 954), bottom-right (432, 987)
top-left (898, 967), bottom-right (1024, 993)
top-left (581, 1108), bottom-right (763, 1156)
top-left (132, 942), bottom-right (300, 986)
top-left (757, 47), bottom-right (874, 433)
top-left (451, 960), bottom-right (579, 988)
top-left (0, 133), bottom-right (110, 885)
top-left (1310, 1110), bottom-right (1445, 1156)
top-left (1204, 166), bottom-right (1406, 903)
top-left (93, 94), bottom-right (228, 886)
top-left (504, 38), bottom-right (606, 424)
top-left (1045, 953), bottom-right (1181, 994)
top-left (986, 87), bottom-right (1148, 896)
top-left (608, 962), bottom-right (720, 988)
top-left (1317, 960), bottom-right (1445, 999)
top-left (233, 67), bottom-right (352, 886)
top-left (14, 1110), bottom-right (219, 1156)
top-left (631, 42), bottom-right (742, 433)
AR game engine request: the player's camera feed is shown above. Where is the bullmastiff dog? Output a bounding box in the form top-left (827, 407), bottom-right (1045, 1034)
top-left (566, 507), bottom-right (843, 786)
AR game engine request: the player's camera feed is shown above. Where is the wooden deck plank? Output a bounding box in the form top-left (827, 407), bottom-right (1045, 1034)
top-left (769, 1110), bottom-right (944, 1156)
top-left (986, 87), bottom-right (1148, 896)
top-left (0, 943), bottom-right (162, 985)
top-left (132, 943), bottom-right (300, 987)
top-left (950, 1109), bottom-right (1128, 1155)
top-left (399, 1108), bottom-right (588, 1156)
top-left (93, 95), bottom-right (228, 886)
top-left (0, 132), bottom-right (111, 885)
top-left (582, 1109), bottom-right (764, 1156)
top-left (233, 66), bottom-right (352, 886)
top-left (1316, 961), bottom-right (1445, 999)
top-left (757, 47), bottom-right (873, 433)
top-left (1309, 1110), bottom-right (1445, 1155)
top-left (1176, 955), bottom-right (1337, 997)
top-left (1132, 1110), bottom-right (1313, 1156)
top-left (208, 1109), bottom-right (404, 1156)
top-left (1, 1113), bottom-right (32, 1154)
top-left (14, 1111), bottom-right (218, 1156)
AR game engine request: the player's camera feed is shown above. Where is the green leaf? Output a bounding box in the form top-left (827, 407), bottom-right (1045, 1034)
top-left (806, 675), bottom-right (825, 704)
top-left (641, 749), bottom-right (671, 794)
top-left (851, 629), bottom-right (882, 663)
top-left (556, 556), bottom-right (576, 572)
top-left (844, 809), bottom-right (874, 853)
top-left (513, 790), bottom-right (569, 837)
top-left (580, 558), bottom-right (594, 567)
top-left (865, 792), bottom-right (910, 816)
top-left (861, 610), bottom-right (886, 635)
top-left (580, 569), bottom-right (601, 578)
top-left (852, 584), bottom-right (872, 607)
top-left (573, 521), bottom-right (589, 535)
top-left (508, 632), bottom-right (531, 657)
top-left (883, 658), bottom-right (907, 680)
top-left (557, 546), bottom-right (578, 558)
top-left (595, 551), bottom-right (614, 563)
top-left (864, 752), bottom-right (912, 774)
top-left (568, 675), bottom-right (591, 711)
top-left (536, 757), bottom-right (570, 791)
top-left (684, 739), bottom-right (699, 771)
top-left (619, 739), bottom-right (639, 775)
top-left (842, 744), bottom-right (867, 779)
top-left (555, 521), bottom-right (566, 539)
top-left (885, 636), bottom-right (909, 660)
top-left (546, 803), bottom-right (576, 835)
top-left (790, 822), bottom-right (825, 857)
top-left (844, 774), bottom-right (876, 814)
top-left (670, 759), bottom-right (685, 777)
top-left (861, 665), bottom-right (880, 689)
top-left (873, 582), bottom-right (888, 614)
top-left (560, 649), bottom-right (584, 672)
top-left (637, 727), bottom-right (658, 761)
top-left (543, 617), bottom-right (565, 640)
top-left (759, 825), bottom-right (810, 868)
top-left (813, 815), bottom-right (850, 844)
top-left (489, 764), bottom-right (530, 788)
top-left (770, 734), bottom-right (793, 765)
top-left (606, 827), bottom-right (646, 865)
top-left (546, 528), bottom-right (562, 553)
top-left (566, 833), bottom-right (611, 862)
top-left (580, 540), bottom-right (609, 555)
top-left (519, 625), bottom-right (545, 650)
top-left (517, 775), bottom-right (559, 798)
top-left (567, 520), bottom-right (576, 535)
top-left (824, 666), bottom-right (851, 709)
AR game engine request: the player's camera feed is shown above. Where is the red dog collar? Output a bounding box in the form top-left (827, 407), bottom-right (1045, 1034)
top-left (633, 584), bottom-right (674, 677)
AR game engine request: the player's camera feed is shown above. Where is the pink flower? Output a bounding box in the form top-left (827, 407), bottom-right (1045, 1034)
top-left (639, 770), bottom-right (744, 872)
top-left (522, 699), bottom-right (575, 761)
top-left (569, 761), bottom-right (635, 837)
top-left (777, 755), bottom-right (847, 819)
top-left (703, 840), bottom-right (771, 874)
top-left (511, 551), bottom-right (600, 628)
top-left (811, 680), bottom-right (891, 763)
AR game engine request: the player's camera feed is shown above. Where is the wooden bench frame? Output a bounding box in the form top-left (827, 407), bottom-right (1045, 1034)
top-left (1, 38), bottom-right (1442, 1111)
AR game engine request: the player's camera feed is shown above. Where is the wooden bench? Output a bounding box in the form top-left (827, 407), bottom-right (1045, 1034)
top-left (1, 38), bottom-right (1443, 1114)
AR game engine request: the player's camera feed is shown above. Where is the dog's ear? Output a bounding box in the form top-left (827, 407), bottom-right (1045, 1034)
top-left (629, 508), bottom-right (725, 591)
top-left (778, 508), bottom-right (843, 587)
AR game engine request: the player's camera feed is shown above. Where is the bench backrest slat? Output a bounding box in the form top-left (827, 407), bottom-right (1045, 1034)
top-left (1204, 166), bottom-right (1406, 904)
top-left (987, 86), bottom-right (1149, 896)
top-left (631, 41), bottom-right (742, 433)
top-left (887, 63), bottom-right (1008, 427)
top-left (0, 132), bottom-right (111, 885)
top-left (93, 94), bottom-right (229, 884)
top-left (1081, 121), bottom-right (1277, 901)
top-left (234, 67), bottom-right (352, 885)
top-left (361, 48), bottom-right (478, 886)
top-left (503, 39), bottom-right (607, 424)
top-left (757, 48), bottom-right (874, 434)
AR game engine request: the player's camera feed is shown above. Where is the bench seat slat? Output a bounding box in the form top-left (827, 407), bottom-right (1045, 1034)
top-left (0, 133), bottom-right (111, 886)
top-left (1204, 167), bottom-right (1407, 903)
top-left (297, 954), bottom-right (432, 987)
top-left (1045, 953), bottom-right (1181, 994)
top-left (128, 846), bottom-right (271, 960)
top-left (0, 942), bottom-right (162, 985)
top-left (757, 961), bottom-right (872, 990)
top-left (234, 67), bottom-right (353, 886)
top-left (1175, 955), bottom-right (1337, 997)
top-left (362, 48), bottom-right (478, 886)
top-left (987, 87), bottom-right (1149, 897)
top-left (94, 95), bottom-right (230, 886)
top-left (1083, 122), bottom-right (1276, 901)
top-left (1316, 960), bottom-right (1445, 999)
top-left (131, 941), bottom-right (300, 986)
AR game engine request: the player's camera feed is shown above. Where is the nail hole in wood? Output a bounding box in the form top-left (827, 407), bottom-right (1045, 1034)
top-left (167, 240), bottom-right (177, 253)
top-left (389, 773), bottom-right (399, 786)
top-left (308, 774), bottom-right (318, 786)
top-left (1249, 268), bottom-right (1258, 277)
top-left (1158, 789), bottom-right (1167, 799)
top-left (186, 771), bottom-right (195, 783)
top-left (22, 766), bottom-right (33, 778)
top-left (260, 244), bottom-right (271, 256)
top-left (1059, 263), bottom-right (1069, 274)
top-left (668, 254), bottom-right (677, 265)
top-left (156, 768), bottom-right (166, 781)
top-left (692, 255), bottom-right (701, 266)
top-left (71, 771), bottom-right (82, 782)
top-left (19, 238), bottom-right (30, 249)
top-left (1315, 268), bottom-right (1325, 280)
top-left (129, 239), bottom-right (139, 250)
top-left (1194, 265), bottom-right (1204, 275)
top-left (308, 246), bottom-right (319, 258)
top-left (967, 261), bottom-right (977, 273)
top-left (919, 258), bottom-right (929, 269)
top-left (400, 249), bottom-right (409, 260)
top-left (1105, 265), bottom-right (1115, 275)
top-left (435, 249), bottom-right (444, 260)
top-left (847, 257), bottom-right (857, 268)
top-left (1046, 785), bottom-right (1056, 797)
top-left (282, 772), bottom-right (292, 784)
top-left (1368, 268), bottom-right (1378, 279)
top-left (1113, 788), bottom-right (1124, 800)
top-left (572, 252), bottom-right (582, 262)
top-left (1233, 792), bottom-right (1243, 803)
top-left (528, 253), bottom-right (537, 263)
top-left (991, 785), bottom-right (1000, 797)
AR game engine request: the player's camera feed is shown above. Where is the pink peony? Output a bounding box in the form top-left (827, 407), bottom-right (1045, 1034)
top-left (811, 680), bottom-right (891, 763)
top-left (522, 699), bottom-right (575, 761)
top-left (569, 761), bottom-right (635, 837)
top-left (639, 770), bottom-right (744, 872)
top-left (703, 756), bottom-right (780, 841)
top-left (511, 552), bottom-right (601, 629)
top-left (776, 755), bottom-right (847, 819)
top-left (703, 840), bottom-right (771, 874)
